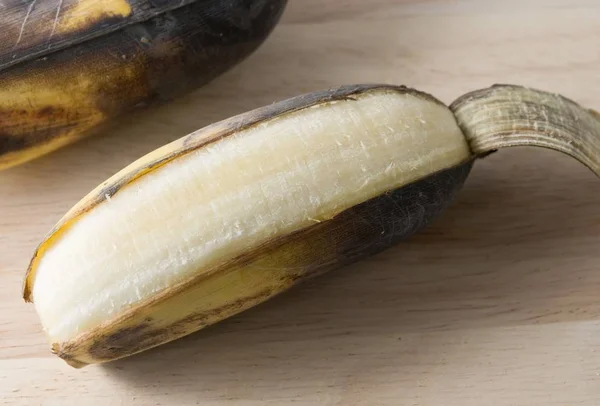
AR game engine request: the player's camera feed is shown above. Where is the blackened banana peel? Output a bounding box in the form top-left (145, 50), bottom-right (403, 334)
top-left (0, 0), bottom-right (288, 170)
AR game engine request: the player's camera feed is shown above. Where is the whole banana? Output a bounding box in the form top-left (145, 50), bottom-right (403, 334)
top-left (0, 0), bottom-right (288, 170)
top-left (24, 84), bottom-right (600, 368)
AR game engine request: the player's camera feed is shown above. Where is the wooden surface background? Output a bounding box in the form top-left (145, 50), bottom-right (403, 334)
top-left (2, 1), bottom-right (600, 404)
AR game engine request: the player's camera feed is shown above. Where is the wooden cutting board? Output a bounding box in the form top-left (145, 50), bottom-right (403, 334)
top-left (2, 1), bottom-right (600, 404)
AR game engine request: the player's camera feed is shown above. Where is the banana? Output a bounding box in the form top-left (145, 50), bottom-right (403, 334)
top-left (23, 84), bottom-right (600, 368)
top-left (0, 0), bottom-right (288, 170)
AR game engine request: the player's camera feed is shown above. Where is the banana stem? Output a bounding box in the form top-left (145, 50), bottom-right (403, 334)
top-left (451, 84), bottom-right (600, 178)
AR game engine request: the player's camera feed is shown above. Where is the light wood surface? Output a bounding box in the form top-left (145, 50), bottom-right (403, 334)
top-left (2, 1), bottom-right (600, 404)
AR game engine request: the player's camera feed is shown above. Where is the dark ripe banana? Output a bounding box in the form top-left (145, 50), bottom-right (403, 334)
top-left (0, 0), bottom-right (288, 170)
top-left (23, 84), bottom-right (600, 368)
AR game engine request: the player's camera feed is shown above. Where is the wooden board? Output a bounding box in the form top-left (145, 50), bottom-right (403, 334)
top-left (2, 0), bottom-right (600, 404)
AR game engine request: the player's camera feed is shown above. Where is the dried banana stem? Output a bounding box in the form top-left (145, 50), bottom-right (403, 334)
top-left (24, 83), bottom-right (600, 368)
top-left (451, 84), bottom-right (600, 178)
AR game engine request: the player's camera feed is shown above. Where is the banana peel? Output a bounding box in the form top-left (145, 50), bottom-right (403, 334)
top-left (23, 84), bottom-right (600, 368)
top-left (0, 0), bottom-right (288, 170)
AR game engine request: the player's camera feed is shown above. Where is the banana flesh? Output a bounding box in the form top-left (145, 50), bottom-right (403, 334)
top-left (24, 84), bottom-right (600, 367)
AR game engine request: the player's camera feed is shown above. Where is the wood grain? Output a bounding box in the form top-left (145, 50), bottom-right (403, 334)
top-left (1, 0), bottom-right (600, 404)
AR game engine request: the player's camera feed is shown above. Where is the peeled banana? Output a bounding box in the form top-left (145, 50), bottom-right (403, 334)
top-left (0, 0), bottom-right (287, 170)
top-left (24, 84), bottom-right (600, 368)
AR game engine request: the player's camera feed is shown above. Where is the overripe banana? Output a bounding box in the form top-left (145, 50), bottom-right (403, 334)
top-left (24, 84), bottom-right (600, 368)
top-left (0, 0), bottom-right (287, 170)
